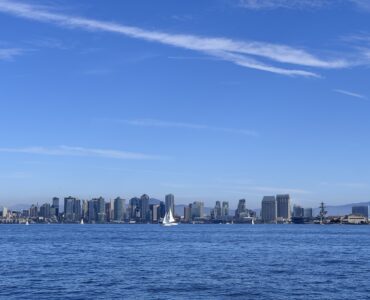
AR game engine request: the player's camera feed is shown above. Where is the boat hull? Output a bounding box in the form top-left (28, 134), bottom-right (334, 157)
top-left (161, 223), bottom-right (178, 226)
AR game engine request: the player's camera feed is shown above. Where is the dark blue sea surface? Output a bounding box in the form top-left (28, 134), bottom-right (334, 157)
top-left (1, 224), bottom-right (370, 299)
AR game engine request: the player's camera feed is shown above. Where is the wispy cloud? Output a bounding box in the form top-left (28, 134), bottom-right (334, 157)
top-left (239, 0), bottom-right (330, 10)
top-left (0, 48), bottom-right (24, 60)
top-left (333, 89), bottom-right (367, 99)
top-left (0, 146), bottom-right (165, 160)
top-left (0, 0), bottom-right (353, 77)
top-left (239, 0), bottom-right (370, 11)
top-left (120, 119), bottom-right (259, 137)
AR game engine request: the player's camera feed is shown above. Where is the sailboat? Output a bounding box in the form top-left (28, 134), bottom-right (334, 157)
top-left (161, 209), bottom-right (178, 226)
top-left (80, 219), bottom-right (84, 225)
top-left (251, 219), bottom-right (255, 225)
top-left (25, 220), bottom-right (29, 226)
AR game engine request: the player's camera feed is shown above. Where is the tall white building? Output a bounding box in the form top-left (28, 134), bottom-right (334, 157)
top-left (261, 196), bottom-right (277, 223)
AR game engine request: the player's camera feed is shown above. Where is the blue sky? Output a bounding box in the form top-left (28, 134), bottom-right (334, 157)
top-left (1, 0), bottom-right (370, 208)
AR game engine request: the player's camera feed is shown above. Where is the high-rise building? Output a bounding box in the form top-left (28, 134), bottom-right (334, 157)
top-left (64, 196), bottom-right (76, 222)
top-left (96, 197), bottom-right (106, 223)
top-left (140, 194), bottom-right (150, 222)
top-left (165, 194), bottom-right (175, 216)
top-left (293, 205), bottom-right (304, 217)
top-left (184, 206), bottom-right (191, 222)
top-left (129, 197), bottom-right (140, 220)
top-left (88, 200), bottom-right (95, 223)
top-left (159, 201), bottom-right (166, 219)
top-left (150, 204), bottom-right (159, 222)
top-left (261, 196), bottom-right (277, 223)
top-left (235, 199), bottom-right (247, 219)
top-left (114, 197), bottom-right (125, 222)
top-left (276, 194), bottom-right (291, 221)
top-left (29, 204), bottom-right (38, 218)
top-left (303, 208), bottom-right (313, 218)
top-left (221, 201), bottom-right (229, 218)
top-left (75, 199), bottom-right (81, 221)
top-left (352, 205), bottom-right (369, 219)
top-left (52, 197), bottom-right (59, 217)
top-left (191, 201), bottom-right (204, 219)
top-left (40, 203), bottom-right (51, 219)
top-left (213, 201), bottom-right (222, 219)
top-left (105, 202), bottom-right (112, 222)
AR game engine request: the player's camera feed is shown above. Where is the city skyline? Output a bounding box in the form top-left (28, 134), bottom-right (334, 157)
top-left (1, 0), bottom-right (370, 207)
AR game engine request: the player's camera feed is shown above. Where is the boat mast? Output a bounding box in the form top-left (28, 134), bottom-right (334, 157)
top-left (319, 202), bottom-right (327, 224)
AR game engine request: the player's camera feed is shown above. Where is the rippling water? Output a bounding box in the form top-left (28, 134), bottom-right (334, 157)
top-left (1, 224), bottom-right (369, 299)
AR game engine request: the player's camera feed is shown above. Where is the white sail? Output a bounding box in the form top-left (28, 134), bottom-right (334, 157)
top-left (168, 209), bottom-right (176, 223)
top-left (161, 209), bottom-right (178, 226)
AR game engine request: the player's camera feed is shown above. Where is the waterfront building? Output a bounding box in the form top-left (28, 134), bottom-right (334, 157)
top-left (352, 205), bottom-right (369, 219)
top-left (29, 204), bottom-right (38, 218)
top-left (221, 201), bottom-right (229, 218)
top-left (293, 205), bottom-right (304, 217)
top-left (165, 194), bottom-right (175, 216)
top-left (235, 199), bottom-right (246, 219)
top-left (40, 203), bottom-right (51, 219)
top-left (105, 202), bottom-right (112, 222)
top-left (52, 197), bottom-right (59, 217)
top-left (303, 208), bottom-right (313, 218)
top-left (191, 201), bottom-right (204, 219)
top-left (213, 201), bottom-right (222, 219)
top-left (129, 197), bottom-right (140, 220)
top-left (276, 194), bottom-right (291, 221)
top-left (184, 205), bottom-right (191, 222)
top-left (150, 204), bottom-right (159, 222)
top-left (1, 207), bottom-right (8, 218)
top-left (261, 196), bottom-right (277, 223)
top-left (140, 194), bottom-right (150, 222)
top-left (345, 214), bottom-right (368, 224)
top-left (88, 200), bottom-right (95, 223)
top-left (64, 196), bottom-right (76, 222)
top-left (159, 201), bottom-right (166, 219)
top-left (114, 197), bottom-right (125, 222)
top-left (96, 197), bottom-right (106, 223)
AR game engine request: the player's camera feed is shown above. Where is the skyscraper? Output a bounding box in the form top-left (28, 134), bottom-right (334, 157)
top-left (129, 197), bottom-right (140, 220)
top-left (64, 196), bottom-right (76, 222)
top-left (221, 201), bottom-right (229, 218)
top-left (213, 201), bottom-right (222, 219)
top-left (184, 206), bottom-right (191, 222)
top-left (352, 205), bottom-right (369, 219)
top-left (293, 205), bottom-right (304, 217)
top-left (276, 194), bottom-right (291, 221)
top-left (52, 197), bottom-right (59, 217)
top-left (191, 201), bottom-right (204, 219)
top-left (96, 197), bottom-right (106, 223)
top-left (140, 194), bottom-right (150, 222)
top-left (88, 199), bottom-right (95, 223)
top-left (261, 196), bottom-right (277, 223)
top-left (40, 203), bottom-right (51, 219)
top-left (235, 199), bottom-right (246, 219)
top-left (165, 194), bottom-right (175, 216)
top-left (114, 197), bottom-right (125, 222)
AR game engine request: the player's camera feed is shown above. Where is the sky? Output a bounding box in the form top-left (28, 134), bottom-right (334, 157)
top-left (1, 0), bottom-right (370, 209)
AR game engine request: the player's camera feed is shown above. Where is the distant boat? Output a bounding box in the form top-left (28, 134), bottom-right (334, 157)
top-left (252, 219), bottom-right (255, 225)
top-left (80, 219), bottom-right (84, 225)
top-left (161, 209), bottom-right (178, 226)
top-left (25, 220), bottom-right (29, 226)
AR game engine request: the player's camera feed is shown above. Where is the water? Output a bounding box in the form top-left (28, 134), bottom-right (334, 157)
top-left (1, 224), bottom-right (370, 299)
